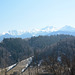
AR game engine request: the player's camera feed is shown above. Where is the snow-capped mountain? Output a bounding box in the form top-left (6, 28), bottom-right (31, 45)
top-left (1, 26), bottom-right (58, 36)
top-left (60, 25), bottom-right (75, 32)
top-left (0, 33), bottom-right (14, 42)
top-left (8, 30), bottom-right (26, 35)
top-left (0, 25), bottom-right (75, 42)
top-left (18, 32), bottom-right (33, 39)
top-left (41, 26), bottom-right (58, 32)
top-left (8, 26), bottom-right (58, 35)
top-left (48, 25), bottom-right (75, 35)
top-left (33, 26), bottom-right (59, 36)
top-left (8, 30), bottom-right (18, 35)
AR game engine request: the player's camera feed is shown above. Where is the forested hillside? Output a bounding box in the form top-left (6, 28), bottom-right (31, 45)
top-left (0, 35), bottom-right (74, 68)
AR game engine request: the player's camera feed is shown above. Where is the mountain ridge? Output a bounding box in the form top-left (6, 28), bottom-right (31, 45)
top-left (0, 25), bottom-right (75, 42)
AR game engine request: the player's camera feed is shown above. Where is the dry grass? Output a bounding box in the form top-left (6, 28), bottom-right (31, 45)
top-left (0, 58), bottom-right (31, 75)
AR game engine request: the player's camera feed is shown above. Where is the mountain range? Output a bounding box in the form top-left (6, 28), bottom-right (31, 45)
top-left (0, 25), bottom-right (75, 42)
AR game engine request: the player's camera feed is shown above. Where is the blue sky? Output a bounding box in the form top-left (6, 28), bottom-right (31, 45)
top-left (0, 0), bottom-right (75, 33)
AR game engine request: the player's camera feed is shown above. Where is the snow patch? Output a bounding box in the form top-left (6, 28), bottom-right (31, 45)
top-left (21, 56), bottom-right (33, 73)
top-left (7, 64), bottom-right (17, 71)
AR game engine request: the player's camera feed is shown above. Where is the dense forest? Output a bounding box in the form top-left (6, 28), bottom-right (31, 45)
top-left (0, 34), bottom-right (75, 75)
top-left (0, 35), bottom-right (74, 68)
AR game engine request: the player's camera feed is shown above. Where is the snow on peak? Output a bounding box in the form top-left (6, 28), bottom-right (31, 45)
top-left (60, 25), bottom-right (75, 32)
top-left (8, 30), bottom-right (18, 35)
top-left (2, 32), bottom-right (10, 35)
top-left (1, 25), bottom-right (74, 36)
top-left (4, 30), bottom-right (26, 35)
top-left (0, 26), bottom-right (59, 36)
top-left (41, 26), bottom-right (58, 32)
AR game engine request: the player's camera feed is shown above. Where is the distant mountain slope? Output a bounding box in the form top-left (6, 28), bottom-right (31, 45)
top-left (60, 25), bottom-right (75, 32)
top-left (48, 31), bottom-right (75, 36)
top-left (0, 33), bottom-right (14, 42)
top-left (0, 25), bottom-right (75, 42)
top-left (48, 25), bottom-right (75, 36)
top-left (18, 32), bottom-right (33, 39)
